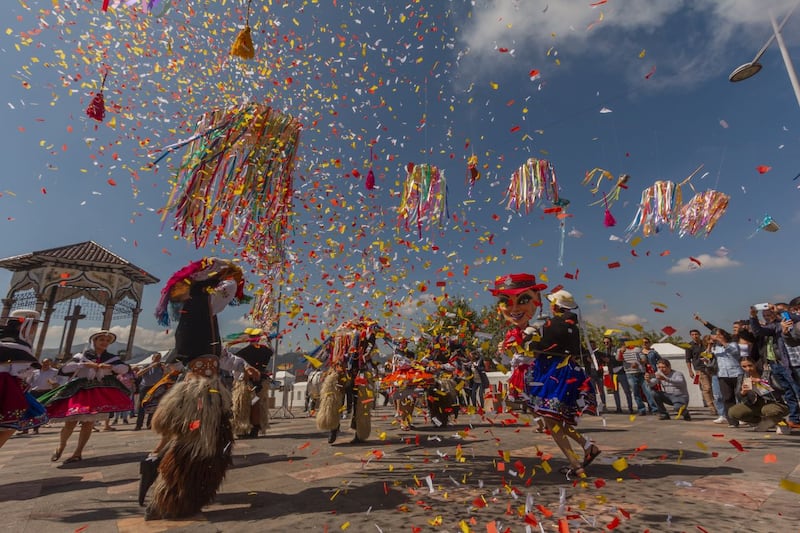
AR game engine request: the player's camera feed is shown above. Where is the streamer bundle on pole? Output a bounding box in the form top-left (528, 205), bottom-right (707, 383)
top-left (159, 102), bottom-right (301, 265)
top-left (677, 190), bottom-right (730, 238)
top-left (397, 163), bottom-right (448, 237)
top-left (503, 158), bottom-right (561, 214)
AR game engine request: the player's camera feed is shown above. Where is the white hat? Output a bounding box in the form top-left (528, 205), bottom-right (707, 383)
top-left (546, 290), bottom-right (578, 310)
top-left (89, 330), bottom-right (117, 345)
top-left (10, 309), bottom-right (40, 321)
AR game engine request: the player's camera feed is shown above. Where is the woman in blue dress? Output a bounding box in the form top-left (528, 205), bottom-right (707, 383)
top-left (491, 275), bottom-right (601, 478)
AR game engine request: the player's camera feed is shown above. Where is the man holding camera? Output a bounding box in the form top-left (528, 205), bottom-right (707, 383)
top-left (749, 301), bottom-right (800, 430)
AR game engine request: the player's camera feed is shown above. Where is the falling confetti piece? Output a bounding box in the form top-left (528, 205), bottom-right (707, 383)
top-left (764, 453), bottom-right (777, 463)
top-left (756, 165), bottom-right (772, 174)
top-left (611, 457), bottom-right (628, 471)
top-left (779, 478), bottom-right (800, 493)
top-left (729, 439), bottom-right (745, 452)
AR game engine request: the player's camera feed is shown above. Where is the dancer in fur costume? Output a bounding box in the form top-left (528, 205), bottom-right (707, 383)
top-left (141, 257), bottom-right (248, 520)
top-left (315, 320), bottom-right (381, 444)
top-left (228, 329), bottom-right (274, 439)
top-left (1, 310), bottom-right (48, 448)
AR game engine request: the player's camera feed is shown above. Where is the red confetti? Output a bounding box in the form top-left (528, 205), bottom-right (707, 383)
top-left (619, 507), bottom-right (631, 519)
top-left (558, 518), bottom-right (570, 533)
top-left (107, 178), bottom-right (117, 186)
top-left (607, 516), bottom-right (621, 529)
top-left (498, 47), bottom-right (509, 53)
top-left (689, 256), bottom-right (702, 266)
top-left (729, 439), bottom-right (746, 452)
top-left (654, 308), bottom-right (665, 313)
top-left (529, 69), bottom-right (541, 80)
top-left (41, 188), bottom-right (47, 194)
top-left (661, 326), bottom-right (677, 336)
top-left (756, 165), bottom-right (772, 174)
top-left (188, 420), bottom-right (200, 431)
top-left (608, 261), bottom-right (621, 269)
top-left (536, 504), bottom-right (553, 518)
top-left (644, 65), bottom-right (657, 79)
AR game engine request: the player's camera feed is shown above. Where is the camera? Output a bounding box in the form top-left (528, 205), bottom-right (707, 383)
top-left (753, 302), bottom-right (770, 311)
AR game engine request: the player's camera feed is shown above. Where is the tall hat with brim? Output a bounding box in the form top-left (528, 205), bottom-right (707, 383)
top-left (547, 289), bottom-right (578, 309)
top-left (89, 330), bottom-right (117, 345)
top-left (489, 273), bottom-right (547, 296)
top-left (9, 309), bottom-right (41, 345)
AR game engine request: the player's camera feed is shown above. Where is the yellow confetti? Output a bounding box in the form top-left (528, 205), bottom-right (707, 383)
top-left (612, 457), bottom-right (628, 472)
top-left (340, 521), bottom-right (350, 530)
top-left (779, 478), bottom-right (800, 493)
top-left (696, 441), bottom-right (708, 451)
top-left (638, 49), bottom-right (646, 58)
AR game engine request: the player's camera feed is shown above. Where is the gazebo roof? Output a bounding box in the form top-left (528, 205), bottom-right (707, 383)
top-left (0, 241), bottom-right (159, 285)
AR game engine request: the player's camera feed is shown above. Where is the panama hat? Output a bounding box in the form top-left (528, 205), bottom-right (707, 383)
top-left (89, 330), bottom-right (117, 345)
top-left (546, 289), bottom-right (578, 310)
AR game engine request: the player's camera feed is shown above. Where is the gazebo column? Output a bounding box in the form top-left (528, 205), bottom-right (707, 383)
top-left (1, 297), bottom-right (13, 320)
top-left (102, 301), bottom-right (114, 331)
top-left (35, 286), bottom-right (58, 359)
top-left (125, 307), bottom-right (141, 361)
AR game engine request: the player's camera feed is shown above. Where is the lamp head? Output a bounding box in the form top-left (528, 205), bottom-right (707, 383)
top-left (729, 61), bottom-right (763, 82)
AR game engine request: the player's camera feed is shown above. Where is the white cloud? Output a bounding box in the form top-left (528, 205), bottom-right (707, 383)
top-left (667, 253), bottom-right (741, 274)
top-left (457, 0), bottom-right (800, 89)
top-left (614, 313), bottom-right (648, 326)
top-left (42, 324), bottom-right (174, 352)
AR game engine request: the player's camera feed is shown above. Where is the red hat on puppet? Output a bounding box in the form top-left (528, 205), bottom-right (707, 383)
top-left (489, 273), bottom-right (547, 296)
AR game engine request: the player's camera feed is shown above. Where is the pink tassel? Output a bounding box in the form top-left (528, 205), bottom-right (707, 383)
top-left (604, 208), bottom-right (616, 227)
top-left (602, 192), bottom-right (615, 227)
top-left (365, 168), bottom-right (375, 190)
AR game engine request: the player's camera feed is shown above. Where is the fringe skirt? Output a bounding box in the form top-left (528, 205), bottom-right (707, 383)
top-left (231, 379), bottom-right (270, 435)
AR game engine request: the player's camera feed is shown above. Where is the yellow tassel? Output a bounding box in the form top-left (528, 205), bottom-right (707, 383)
top-left (231, 25), bottom-right (254, 59)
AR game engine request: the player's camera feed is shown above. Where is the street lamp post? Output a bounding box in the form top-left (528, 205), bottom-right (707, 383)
top-left (729, 3), bottom-right (800, 109)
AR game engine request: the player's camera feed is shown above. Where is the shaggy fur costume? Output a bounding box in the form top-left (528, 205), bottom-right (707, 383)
top-left (315, 370), bottom-right (345, 432)
top-left (428, 377), bottom-right (457, 427)
top-left (231, 380), bottom-right (270, 436)
top-left (352, 381), bottom-right (372, 441)
top-left (145, 376), bottom-right (233, 520)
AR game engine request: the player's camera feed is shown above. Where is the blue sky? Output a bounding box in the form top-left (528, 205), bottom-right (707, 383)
top-left (1, 0), bottom-right (799, 354)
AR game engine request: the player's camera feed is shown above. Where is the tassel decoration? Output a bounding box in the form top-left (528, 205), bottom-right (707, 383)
top-left (602, 192), bottom-right (616, 227)
top-left (365, 146), bottom-right (375, 190)
top-left (86, 70), bottom-right (108, 123)
top-left (231, 26), bottom-right (255, 59)
top-left (231, 0), bottom-right (255, 59)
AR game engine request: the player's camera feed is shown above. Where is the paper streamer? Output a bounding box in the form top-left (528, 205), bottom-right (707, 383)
top-left (397, 163), bottom-right (448, 237)
top-left (158, 102), bottom-right (301, 267)
top-left (676, 190), bottom-right (729, 238)
top-left (504, 158), bottom-right (561, 214)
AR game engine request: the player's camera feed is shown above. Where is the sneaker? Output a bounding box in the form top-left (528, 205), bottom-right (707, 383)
top-left (728, 422), bottom-right (739, 428)
top-left (658, 414), bottom-right (670, 420)
top-left (713, 416), bottom-right (727, 424)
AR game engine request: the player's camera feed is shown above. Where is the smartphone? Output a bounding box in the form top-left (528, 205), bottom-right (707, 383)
top-left (753, 303), bottom-right (770, 311)
top-left (781, 311), bottom-right (792, 321)
top-left (742, 377), bottom-right (753, 391)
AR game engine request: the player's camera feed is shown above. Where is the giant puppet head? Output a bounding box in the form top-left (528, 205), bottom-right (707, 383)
top-left (489, 273), bottom-right (546, 330)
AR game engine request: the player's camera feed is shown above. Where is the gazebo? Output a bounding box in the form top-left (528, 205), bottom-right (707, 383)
top-left (0, 241), bottom-right (159, 359)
